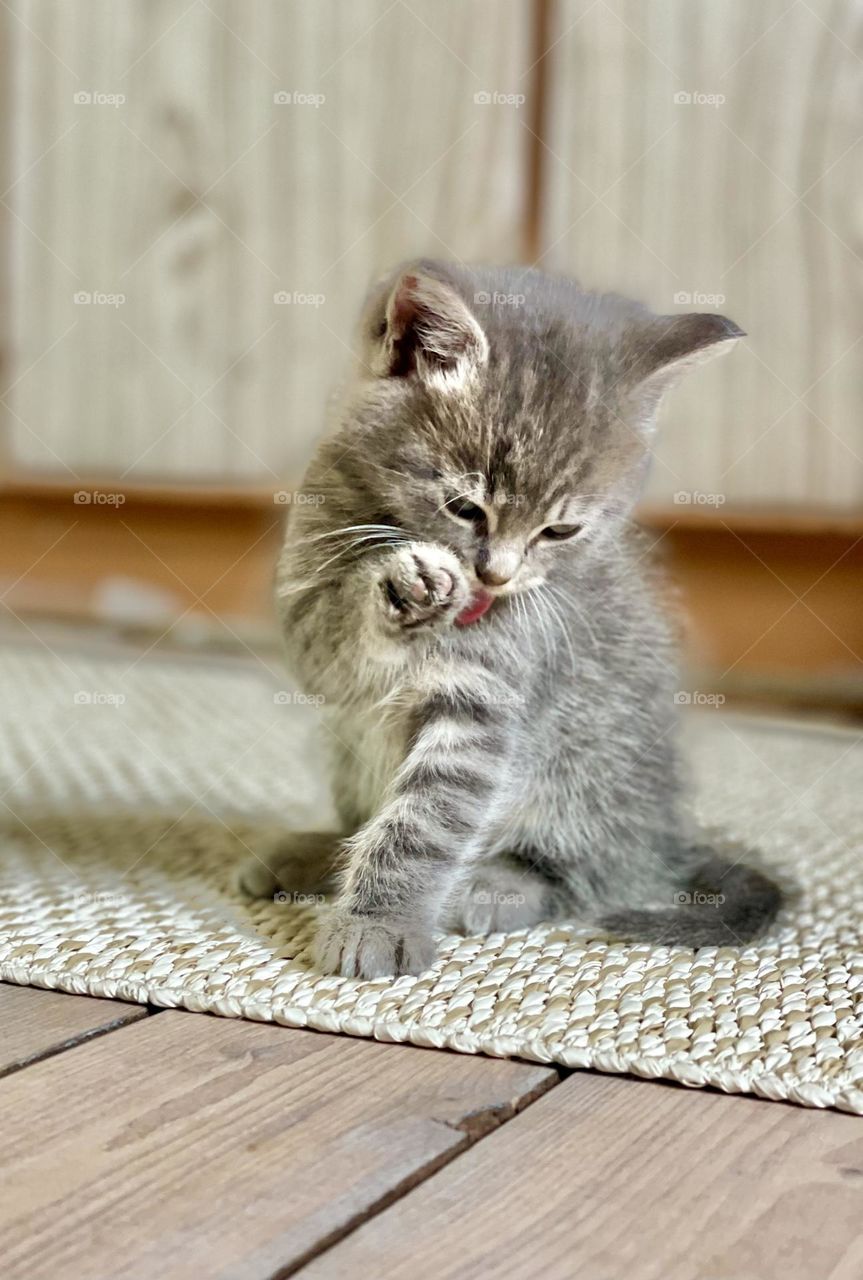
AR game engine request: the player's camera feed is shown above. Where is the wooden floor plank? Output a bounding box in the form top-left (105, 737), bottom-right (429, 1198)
top-left (296, 1072), bottom-right (863, 1280)
top-left (0, 982), bottom-right (147, 1076)
top-left (0, 1010), bottom-right (556, 1280)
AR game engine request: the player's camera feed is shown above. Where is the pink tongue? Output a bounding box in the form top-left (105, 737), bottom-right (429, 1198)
top-left (455, 589), bottom-right (496, 627)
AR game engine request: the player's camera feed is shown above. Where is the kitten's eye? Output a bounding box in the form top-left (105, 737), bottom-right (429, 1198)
top-left (541, 523), bottom-right (583, 541)
top-left (445, 497), bottom-right (486, 523)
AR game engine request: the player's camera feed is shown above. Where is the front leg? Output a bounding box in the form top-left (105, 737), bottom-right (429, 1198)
top-left (314, 666), bottom-right (516, 979)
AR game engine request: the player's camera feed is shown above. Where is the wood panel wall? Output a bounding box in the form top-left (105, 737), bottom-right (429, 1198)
top-left (2, 0), bottom-right (530, 482)
top-left (542, 0), bottom-right (863, 509)
top-left (3, 1), bottom-right (861, 505)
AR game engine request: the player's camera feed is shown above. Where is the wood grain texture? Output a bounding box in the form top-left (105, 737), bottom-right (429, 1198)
top-left (541, 0), bottom-right (863, 509)
top-left (0, 1009), bottom-right (556, 1280)
top-left (3, 0), bottom-right (530, 484)
top-left (0, 982), bottom-right (147, 1075)
top-left (298, 1071), bottom-right (863, 1280)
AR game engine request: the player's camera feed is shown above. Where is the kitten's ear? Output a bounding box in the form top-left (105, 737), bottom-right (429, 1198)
top-left (635, 312), bottom-right (745, 415)
top-left (369, 269), bottom-right (489, 391)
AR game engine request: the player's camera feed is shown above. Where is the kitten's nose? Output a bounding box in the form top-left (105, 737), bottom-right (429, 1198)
top-left (476, 565), bottom-right (513, 587)
top-left (475, 546), bottom-right (519, 588)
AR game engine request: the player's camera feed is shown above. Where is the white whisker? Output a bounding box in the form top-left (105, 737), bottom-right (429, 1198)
top-left (306, 523), bottom-right (411, 544)
top-left (433, 485), bottom-right (483, 517)
top-left (538, 587), bottom-right (578, 676)
top-left (523, 588), bottom-right (555, 669)
top-left (314, 533), bottom-right (408, 577)
top-left (543, 581), bottom-right (603, 653)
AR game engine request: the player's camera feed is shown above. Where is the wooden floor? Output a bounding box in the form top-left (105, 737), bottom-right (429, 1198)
top-left (1, 985), bottom-right (862, 1279)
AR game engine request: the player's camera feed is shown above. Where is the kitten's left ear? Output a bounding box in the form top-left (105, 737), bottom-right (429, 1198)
top-left (634, 312), bottom-right (745, 415)
top-left (370, 268), bottom-right (489, 392)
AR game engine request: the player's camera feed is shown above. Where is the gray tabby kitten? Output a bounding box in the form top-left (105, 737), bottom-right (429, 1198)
top-left (240, 259), bottom-right (780, 979)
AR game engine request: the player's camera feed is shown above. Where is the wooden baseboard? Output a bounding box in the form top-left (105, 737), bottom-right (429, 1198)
top-left (641, 514), bottom-right (863, 687)
top-left (0, 483), bottom-right (283, 624)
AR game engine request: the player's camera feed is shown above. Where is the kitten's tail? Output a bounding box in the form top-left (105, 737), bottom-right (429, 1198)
top-left (599, 854), bottom-right (782, 948)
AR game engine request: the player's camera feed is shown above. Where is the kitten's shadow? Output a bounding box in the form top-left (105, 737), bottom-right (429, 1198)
top-left (0, 805), bottom-right (320, 962)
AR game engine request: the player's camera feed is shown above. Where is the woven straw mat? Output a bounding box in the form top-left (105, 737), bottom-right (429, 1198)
top-left (1, 644), bottom-right (861, 1114)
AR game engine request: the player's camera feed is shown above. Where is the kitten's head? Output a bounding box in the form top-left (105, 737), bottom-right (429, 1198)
top-left (331, 259), bottom-right (742, 597)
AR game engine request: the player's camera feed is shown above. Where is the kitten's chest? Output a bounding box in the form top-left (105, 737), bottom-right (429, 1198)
top-left (331, 705), bottom-right (407, 817)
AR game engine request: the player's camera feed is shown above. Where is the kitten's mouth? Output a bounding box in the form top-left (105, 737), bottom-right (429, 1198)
top-left (454, 588), bottom-right (496, 627)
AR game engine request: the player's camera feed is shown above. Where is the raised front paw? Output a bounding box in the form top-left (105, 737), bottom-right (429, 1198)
top-left (380, 544), bottom-right (469, 631)
top-left (313, 908), bottom-right (437, 979)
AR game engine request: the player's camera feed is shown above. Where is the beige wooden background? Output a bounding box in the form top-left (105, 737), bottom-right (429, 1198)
top-left (2, 0), bottom-right (862, 508)
top-left (542, 0), bottom-right (863, 509)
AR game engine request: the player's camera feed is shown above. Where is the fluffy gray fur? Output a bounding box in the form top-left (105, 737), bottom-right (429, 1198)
top-left (240, 259), bottom-right (781, 978)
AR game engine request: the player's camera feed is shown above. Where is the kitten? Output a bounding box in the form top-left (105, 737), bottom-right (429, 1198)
top-left (240, 259), bottom-right (780, 979)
